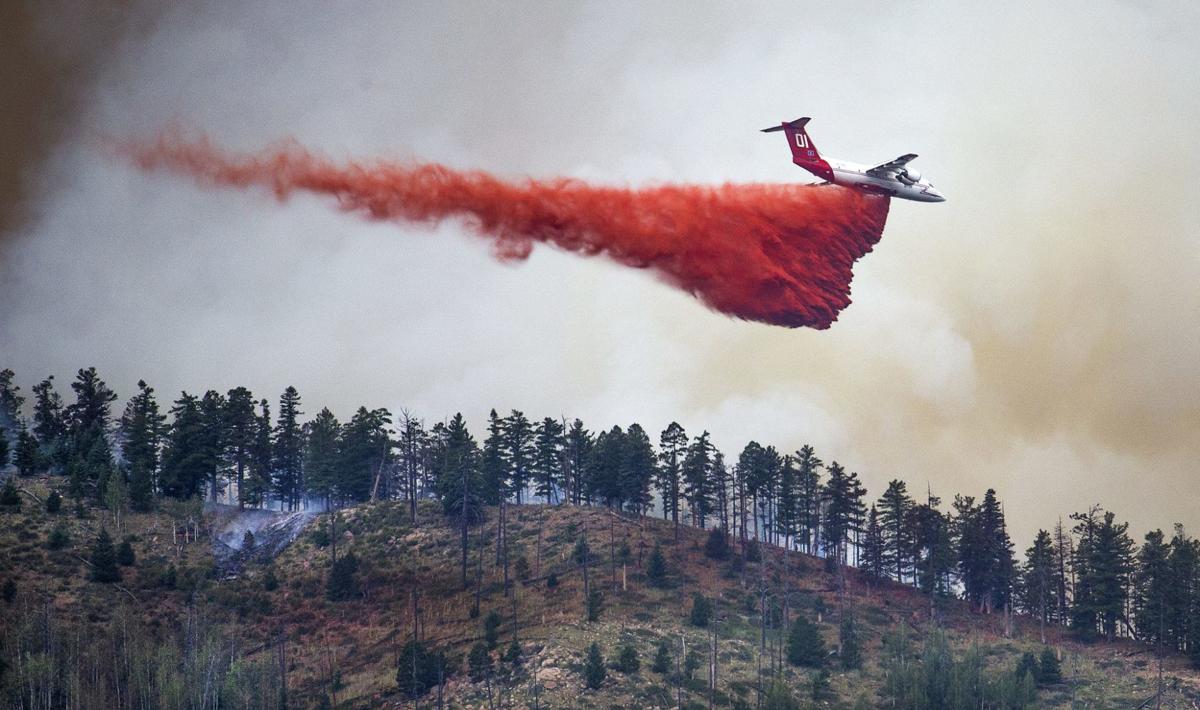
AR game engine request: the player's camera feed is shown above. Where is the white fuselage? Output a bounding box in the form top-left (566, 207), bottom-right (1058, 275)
top-left (826, 158), bottom-right (946, 203)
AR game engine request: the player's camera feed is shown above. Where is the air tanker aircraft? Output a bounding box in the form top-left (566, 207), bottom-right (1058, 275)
top-left (763, 117), bottom-right (945, 202)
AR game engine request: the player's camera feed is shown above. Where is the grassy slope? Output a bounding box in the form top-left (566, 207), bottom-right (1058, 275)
top-left (2, 475), bottom-right (1199, 708)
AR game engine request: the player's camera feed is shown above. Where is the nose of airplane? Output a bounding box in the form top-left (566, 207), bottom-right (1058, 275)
top-left (926, 187), bottom-right (946, 202)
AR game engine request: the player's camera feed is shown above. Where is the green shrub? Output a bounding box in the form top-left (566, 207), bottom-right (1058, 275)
top-left (117, 539), bottom-right (136, 566)
top-left (584, 642), bottom-right (606, 689)
top-left (46, 523), bottom-right (71, 551)
top-left (689, 593), bottom-right (712, 628)
top-left (46, 490), bottom-right (62, 514)
top-left (89, 528), bottom-right (120, 583)
top-left (786, 615), bottom-right (826, 667)
top-left (651, 640), bottom-right (672, 673)
top-left (325, 551), bottom-right (359, 601)
top-left (646, 545), bottom-right (668, 587)
top-left (615, 643), bottom-right (640, 674)
top-left (484, 610), bottom-right (502, 649)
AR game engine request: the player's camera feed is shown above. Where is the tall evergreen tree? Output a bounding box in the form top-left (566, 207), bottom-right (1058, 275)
top-left (861, 505), bottom-right (885, 580)
top-left (503, 410), bottom-right (534, 504)
top-left (31, 376), bottom-right (67, 469)
top-left (243, 399), bottom-right (273, 508)
top-left (67, 367), bottom-right (118, 499)
top-left (794, 445), bottom-right (823, 554)
top-left (878, 480), bottom-right (914, 583)
top-left (682, 431), bottom-right (716, 529)
top-left (338, 407), bottom-right (392, 503)
top-left (821, 462), bottom-right (866, 566)
top-left (564, 418), bottom-right (592, 506)
top-left (14, 425), bottom-right (40, 477)
top-left (1069, 507), bottom-right (1134, 640)
top-left (589, 426), bottom-right (625, 508)
top-left (480, 410), bottom-right (507, 506)
top-left (304, 408), bottom-right (342, 507)
top-left (159, 393), bottom-right (209, 500)
top-left (396, 411), bottom-right (427, 517)
top-left (120, 380), bottom-right (165, 511)
top-left (1021, 529), bottom-right (1060, 636)
top-left (89, 527), bottom-right (120, 583)
top-left (1133, 529), bottom-right (1170, 647)
top-left (657, 422), bottom-right (687, 535)
top-left (197, 391), bottom-right (228, 502)
top-left (532, 416), bottom-right (565, 504)
top-left (0, 368), bottom-right (23, 429)
top-left (224, 387), bottom-right (256, 509)
top-left (622, 423), bottom-right (655, 515)
top-left (273, 387), bottom-right (304, 510)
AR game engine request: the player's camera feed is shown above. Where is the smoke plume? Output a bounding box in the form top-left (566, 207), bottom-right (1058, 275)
top-left (124, 133), bottom-right (890, 328)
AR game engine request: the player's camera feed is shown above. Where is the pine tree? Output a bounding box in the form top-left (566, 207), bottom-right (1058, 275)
top-left (339, 407), bottom-right (392, 503)
top-left (682, 431), bottom-right (716, 528)
top-left (120, 380), bottom-right (165, 511)
top-left (861, 505), bottom-right (885, 580)
top-left (0, 477), bottom-right (20, 508)
top-left (657, 422), bottom-right (687, 536)
top-left (224, 387), bottom-right (257, 509)
top-left (395, 641), bottom-right (443, 698)
top-left (304, 408), bottom-right (342, 507)
top-left (651, 640), bottom-right (671, 673)
top-left (117, 538), bottom-right (136, 566)
top-left (794, 445), bottom-right (823, 554)
top-left (587, 588), bottom-right (604, 622)
top-left (31, 376), bottom-right (67, 469)
top-left (646, 544), bottom-right (668, 587)
top-left (45, 489), bottom-right (61, 514)
top-left (1070, 508), bottom-right (1134, 640)
top-left (483, 609), bottom-right (502, 649)
top-left (532, 417), bottom-right (564, 503)
top-left (689, 592), bottom-right (712, 627)
top-left (621, 423), bottom-right (655, 514)
top-left (1133, 528), bottom-right (1170, 646)
top-left (89, 527), bottom-right (120, 583)
top-left (468, 642), bottom-right (492, 681)
top-left (583, 642), bottom-right (606, 689)
top-left (198, 390), bottom-right (228, 502)
top-left (0, 369), bottom-right (24, 430)
top-left (564, 418), bottom-right (592, 505)
top-left (395, 411), bottom-right (426, 517)
top-left (1021, 529), bottom-right (1060, 636)
top-left (273, 387), bottom-right (304, 510)
top-left (0, 435), bottom-right (8, 471)
top-left (878, 480), bottom-right (914, 583)
top-left (821, 462), bottom-right (866, 566)
top-left (503, 410), bottom-right (534, 504)
top-left (14, 425), bottom-right (40, 476)
top-left (480, 410), bottom-right (508, 506)
top-left (589, 426), bottom-right (625, 508)
top-left (1039, 647), bottom-right (1062, 684)
top-left (838, 613), bottom-right (862, 669)
top-left (244, 399), bottom-right (273, 508)
top-left (67, 368), bottom-right (118, 499)
top-left (615, 643), bottom-right (639, 673)
top-left (160, 393), bottom-right (209, 499)
top-left (326, 550), bottom-right (360, 601)
top-left (704, 527), bottom-right (732, 560)
top-left (786, 615), bottom-right (826, 667)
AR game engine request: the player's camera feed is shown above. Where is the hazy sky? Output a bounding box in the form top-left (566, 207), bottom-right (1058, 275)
top-left (2, 1), bottom-right (1198, 546)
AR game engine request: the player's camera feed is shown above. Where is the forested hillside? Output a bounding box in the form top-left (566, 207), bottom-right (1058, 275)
top-left (1, 366), bottom-right (1199, 708)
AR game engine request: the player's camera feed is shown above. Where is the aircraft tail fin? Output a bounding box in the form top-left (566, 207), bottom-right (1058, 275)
top-left (761, 117), bottom-right (822, 165)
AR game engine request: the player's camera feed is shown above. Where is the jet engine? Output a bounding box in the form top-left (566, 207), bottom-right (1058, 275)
top-left (898, 168), bottom-right (921, 185)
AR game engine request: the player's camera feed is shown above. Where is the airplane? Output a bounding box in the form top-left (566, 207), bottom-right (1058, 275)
top-left (762, 117), bottom-right (945, 202)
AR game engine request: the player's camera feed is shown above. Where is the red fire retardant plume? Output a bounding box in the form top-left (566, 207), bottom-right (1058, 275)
top-left (125, 134), bottom-right (890, 329)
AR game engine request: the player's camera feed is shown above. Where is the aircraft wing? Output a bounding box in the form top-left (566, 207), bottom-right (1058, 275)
top-left (866, 153), bottom-right (918, 177)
